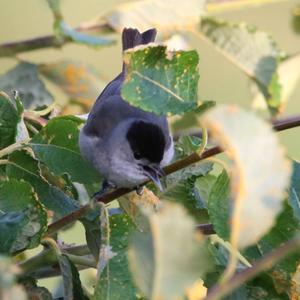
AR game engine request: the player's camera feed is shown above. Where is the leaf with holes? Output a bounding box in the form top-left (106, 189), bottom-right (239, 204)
top-left (122, 45), bottom-right (201, 115)
top-left (128, 202), bottom-right (212, 300)
top-left (202, 105), bottom-right (291, 249)
top-left (0, 179), bottom-right (47, 254)
top-left (200, 17), bottom-right (282, 115)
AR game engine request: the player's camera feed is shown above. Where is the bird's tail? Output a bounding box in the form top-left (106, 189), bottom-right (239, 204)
top-left (122, 28), bottom-right (157, 51)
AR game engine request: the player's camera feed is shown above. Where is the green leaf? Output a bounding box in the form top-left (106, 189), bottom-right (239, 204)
top-left (200, 17), bottom-right (282, 115)
top-left (94, 214), bottom-right (139, 300)
top-left (207, 170), bottom-right (230, 240)
top-left (159, 162), bottom-right (212, 220)
top-left (0, 256), bottom-right (27, 300)
top-left (58, 254), bottom-right (88, 300)
top-left (194, 173), bottom-right (217, 209)
top-left (0, 179), bottom-right (47, 254)
top-left (30, 117), bottom-right (101, 184)
top-left (244, 201), bottom-right (300, 296)
top-left (105, 0), bottom-right (207, 36)
top-left (39, 60), bottom-right (106, 103)
top-left (0, 62), bottom-right (53, 109)
top-left (0, 93), bottom-right (19, 149)
top-left (122, 46), bottom-right (201, 115)
top-left (7, 150), bottom-right (79, 218)
top-left (202, 105), bottom-right (291, 249)
top-left (176, 135), bottom-right (203, 157)
top-left (289, 160), bottom-right (300, 220)
top-left (128, 202), bottom-right (212, 300)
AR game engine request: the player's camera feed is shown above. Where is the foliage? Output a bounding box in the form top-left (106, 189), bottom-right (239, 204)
top-left (0, 0), bottom-right (300, 300)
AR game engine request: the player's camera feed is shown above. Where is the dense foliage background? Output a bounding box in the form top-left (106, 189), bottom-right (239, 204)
top-left (0, 0), bottom-right (300, 299)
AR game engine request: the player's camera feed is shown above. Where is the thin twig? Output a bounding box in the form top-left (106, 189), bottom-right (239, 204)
top-left (0, 22), bottom-right (113, 57)
top-left (46, 114), bottom-right (300, 236)
top-left (205, 235), bottom-right (300, 300)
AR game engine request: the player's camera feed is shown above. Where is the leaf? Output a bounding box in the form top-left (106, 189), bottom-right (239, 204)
top-left (94, 214), bottom-right (139, 300)
top-left (58, 254), bottom-right (88, 300)
top-left (122, 45), bottom-right (201, 115)
top-left (289, 160), bottom-right (300, 221)
top-left (244, 201), bottom-right (300, 295)
top-left (0, 62), bottom-right (53, 109)
top-left (105, 0), bottom-right (207, 36)
top-left (0, 256), bottom-right (27, 300)
top-left (7, 150), bottom-right (79, 218)
top-left (207, 170), bottom-right (230, 240)
top-left (0, 179), bottom-right (47, 254)
top-left (200, 17), bottom-right (282, 115)
top-left (30, 117), bottom-right (101, 184)
top-left (0, 92), bottom-right (19, 149)
top-left (159, 162), bottom-right (213, 220)
top-left (252, 53), bottom-right (300, 112)
top-left (194, 174), bottom-right (217, 209)
top-left (128, 202), bottom-right (212, 300)
top-left (202, 104), bottom-right (291, 249)
top-left (39, 60), bottom-right (106, 103)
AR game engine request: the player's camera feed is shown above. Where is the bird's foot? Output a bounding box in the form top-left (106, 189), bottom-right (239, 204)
top-left (92, 180), bottom-right (116, 200)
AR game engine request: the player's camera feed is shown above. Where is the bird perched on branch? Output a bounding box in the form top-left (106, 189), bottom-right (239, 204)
top-left (79, 28), bottom-right (174, 194)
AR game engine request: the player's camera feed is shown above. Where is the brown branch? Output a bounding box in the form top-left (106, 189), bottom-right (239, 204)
top-left (0, 22), bottom-right (114, 57)
top-left (46, 114), bottom-right (300, 236)
top-left (205, 235), bottom-right (300, 300)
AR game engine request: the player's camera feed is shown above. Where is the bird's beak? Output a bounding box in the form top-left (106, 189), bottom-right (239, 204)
top-left (143, 165), bottom-right (165, 191)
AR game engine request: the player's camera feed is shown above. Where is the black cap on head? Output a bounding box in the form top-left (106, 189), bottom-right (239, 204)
top-left (126, 120), bottom-right (166, 163)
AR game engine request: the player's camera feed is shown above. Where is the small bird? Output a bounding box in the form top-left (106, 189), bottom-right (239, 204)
top-left (79, 28), bottom-right (174, 194)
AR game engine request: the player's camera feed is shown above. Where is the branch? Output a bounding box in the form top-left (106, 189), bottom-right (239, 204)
top-left (205, 235), bottom-right (300, 300)
top-left (0, 22), bottom-right (113, 57)
top-left (46, 114), bottom-right (300, 236)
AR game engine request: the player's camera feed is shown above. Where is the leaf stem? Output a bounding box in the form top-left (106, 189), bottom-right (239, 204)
top-left (0, 140), bottom-right (29, 158)
top-left (205, 235), bottom-right (300, 300)
top-left (46, 114), bottom-right (300, 235)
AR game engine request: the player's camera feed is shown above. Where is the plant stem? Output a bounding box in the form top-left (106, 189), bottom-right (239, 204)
top-left (205, 235), bottom-right (300, 300)
top-left (46, 114), bottom-right (300, 236)
top-left (0, 22), bottom-right (113, 57)
top-left (67, 253), bottom-right (97, 268)
top-left (0, 140), bottom-right (29, 158)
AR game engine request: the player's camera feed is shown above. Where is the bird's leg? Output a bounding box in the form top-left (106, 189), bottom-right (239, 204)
top-left (92, 180), bottom-right (116, 200)
top-left (135, 185), bottom-right (144, 195)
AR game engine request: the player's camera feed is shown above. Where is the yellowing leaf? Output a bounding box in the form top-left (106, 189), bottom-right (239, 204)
top-left (105, 0), bottom-right (207, 37)
top-left (185, 279), bottom-right (207, 300)
top-left (202, 105), bottom-right (291, 249)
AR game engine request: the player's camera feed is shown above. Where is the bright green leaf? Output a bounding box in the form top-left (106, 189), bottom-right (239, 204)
top-left (122, 46), bottom-right (201, 115)
top-left (94, 214), bottom-right (139, 300)
top-left (0, 179), bottom-right (47, 254)
top-left (128, 202), bottom-right (212, 300)
top-left (200, 17), bottom-right (282, 115)
top-left (7, 150), bottom-right (79, 218)
top-left (0, 93), bottom-right (19, 149)
top-left (0, 63), bottom-right (53, 109)
top-left (202, 105), bottom-right (291, 249)
top-left (30, 117), bottom-right (101, 184)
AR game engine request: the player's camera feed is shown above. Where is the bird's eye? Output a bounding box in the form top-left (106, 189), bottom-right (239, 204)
top-left (134, 152), bottom-right (142, 160)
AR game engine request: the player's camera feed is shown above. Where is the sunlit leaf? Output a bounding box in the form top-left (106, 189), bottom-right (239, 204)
top-left (202, 105), bottom-right (291, 249)
top-left (122, 45), bottom-right (201, 115)
top-left (0, 179), bottom-right (47, 254)
top-left (128, 202), bottom-right (212, 300)
top-left (0, 93), bottom-right (19, 149)
top-left (0, 63), bottom-right (53, 109)
top-left (200, 17), bottom-right (283, 115)
top-left (30, 117), bottom-right (101, 184)
top-left (39, 61), bottom-right (106, 104)
top-left (94, 214), bottom-right (139, 300)
top-left (105, 0), bottom-right (207, 36)
top-left (7, 150), bottom-right (79, 218)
